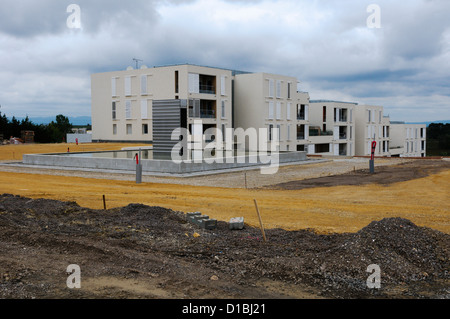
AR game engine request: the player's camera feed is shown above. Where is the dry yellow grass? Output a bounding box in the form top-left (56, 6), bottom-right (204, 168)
top-left (0, 143), bottom-right (138, 161)
top-left (0, 143), bottom-right (448, 234)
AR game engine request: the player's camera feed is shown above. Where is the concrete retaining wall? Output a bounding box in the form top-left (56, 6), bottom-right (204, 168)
top-left (67, 134), bottom-right (92, 144)
top-left (23, 151), bottom-right (307, 174)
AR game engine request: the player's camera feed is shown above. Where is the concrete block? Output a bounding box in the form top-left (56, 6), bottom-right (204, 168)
top-left (186, 212), bottom-right (217, 230)
top-left (202, 219), bottom-right (217, 230)
top-left (229, 217), bottom-right (245, 230)
top-left (186, 212), bottom-right (201, 221)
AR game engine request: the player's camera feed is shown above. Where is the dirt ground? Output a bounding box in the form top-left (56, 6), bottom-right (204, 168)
top-left (0, 143), bottom-right (448, 299)
top-left (0, 194), bottom-right (448, 299)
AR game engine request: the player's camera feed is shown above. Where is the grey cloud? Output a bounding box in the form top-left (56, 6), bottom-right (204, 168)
top-left (0, 0), bottom-right (67, 37)
top-left (381, 0), bottom-right (450, 60)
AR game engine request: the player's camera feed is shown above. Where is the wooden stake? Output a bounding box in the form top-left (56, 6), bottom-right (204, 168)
top-left (253, 199), bottom-right (267, 242)
top-left (102, 195), bottom-right (106, 210)
top-left (244, 172), bottom-right (247, 189)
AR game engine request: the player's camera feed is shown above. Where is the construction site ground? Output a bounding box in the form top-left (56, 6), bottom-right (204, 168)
top-left (0, 143), bottom-right (448, 299)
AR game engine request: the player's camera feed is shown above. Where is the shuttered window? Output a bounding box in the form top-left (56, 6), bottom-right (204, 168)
top-left (276, 80), bottom-right (281, 98)
top-left (268, 101), bottom-right (274, 119)
top-left (111, 78), bottom-right (117, 97)
top-left (221, 100), bottom-right (226, 118)
top-left (189, 73), bottom-right (200, 93)
top-left (268, 79), bottom-right (274, 98)
top-left (125, 76), bottom-right (131, 96)
top-left (221, 75), bottom-right (226, 96)
top-left (125, 100), bottom-right (132, 119)
top-left (141, 100), bottom-right (148, 119)
top-left (141, 75), bottom-right (147, 95)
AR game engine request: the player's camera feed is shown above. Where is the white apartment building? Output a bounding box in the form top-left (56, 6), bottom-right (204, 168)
top-left (390, 122), bottom-right (426, 157)
top-left (233, 72), bottom-right (310, 152)
top-left (354, 104), bottom-right (391, 157)
top-left (308, 101), bottom-right (356, 156)
top-left (91, 64), bottom-right (233, 143)
top-left (91, 63), bottom-right (426, 159)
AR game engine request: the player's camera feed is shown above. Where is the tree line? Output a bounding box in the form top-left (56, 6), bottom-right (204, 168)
top-left (427, 123), bottom-right (450, 156)
top-left (0, 112), bottom-right (73, 143)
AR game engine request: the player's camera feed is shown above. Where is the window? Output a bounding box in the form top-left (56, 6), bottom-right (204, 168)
top-left (276, 80), bottom-right (281, 98)
top-left (297, 104), bottom-right (305, 120)
top-left (141, 100), bottom-right (148, 119)
top-left (126, 124), bottom-right (132, 135)
top-left (287, 124), bottom-right (291, 140)
top-left (221, 100), bottom-right (226, 118)
top-left (141, 75), bottom-right (147, 95)
top-left (276, 102), bottom-right (281, 120)
top-left (368, 110), bottom-right (371, 123)
top-left (113, 124), bottom-right (117, 135)
top-left (188, 73), bottom-right (200, 93)
top-left (268, 79), bottom-right (274, 98)
top-left (269, 124), bottom-right (273, 141)
top-left (221, 75), bottom-right (226, 96)
top-left (222, 124), bottom-right (226, 142)
top-left (286, 103), bottom-right (291, 120)
top-left (276, 124), bottom-right (281, 140)
top-left (188, 99), bottom-right (200, 118)
top-left (268, 101), bottom-right (274, 119)
top-left (287, 82), bottom-right (292, 99)
top-left (125, 76), bottom-right (131, 96)
top-left (112, 101), bottom-right (117, 120)
top-left (297, 125), bottom-right (305, 140)
top-left (111, 77), bottom-right (117, 97)
top-left (175, 71), bottom-right (179, 94)
top-left (142, 124), bottom-right (149, 135)
top-left (125, 100), bottom-right (132, 119)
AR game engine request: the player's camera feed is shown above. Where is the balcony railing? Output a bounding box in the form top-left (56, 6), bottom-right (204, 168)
top-left (200, 109), bottom-right (216, 119)
top-left (199, 85), bottom-right (216, 94)
top-left (309, 130), bottom-right (333, 136)
top-left (339, 133), bottom-right (347, 140)
top-left (297, 133), bottom-right (305, 140)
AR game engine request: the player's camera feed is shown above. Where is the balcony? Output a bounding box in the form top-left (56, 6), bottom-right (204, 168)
top-left (200, 109), bottom-right (216, 119)
top-left (199, 84), bottom-right (216, 95)
top-left (189, 99), bottom-right (217, 119)
top-left (199, 75), bottom-right (216, 95)
top-left (339, 127), bottom-right (348, 140)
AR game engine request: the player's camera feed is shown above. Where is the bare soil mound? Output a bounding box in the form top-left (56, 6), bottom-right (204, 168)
top-left (0, 194), bottom-right (448, 299)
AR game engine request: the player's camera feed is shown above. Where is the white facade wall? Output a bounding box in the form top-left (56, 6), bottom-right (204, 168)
top-left (354, 105), bottom-right (391, 157)
top-left (309, 101), bottom-right (357, 156)
top-left (91, 64), bottom-right (233, 143)
top-left (233, 73), bottom-right (310, 152)
top-left (91, 64), bottom-right (423, 158)
top-left (390, 123), bottom-right (426, 157)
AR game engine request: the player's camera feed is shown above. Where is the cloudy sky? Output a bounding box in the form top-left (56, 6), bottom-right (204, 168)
top-left (0, 0), bottom-right (449, 122)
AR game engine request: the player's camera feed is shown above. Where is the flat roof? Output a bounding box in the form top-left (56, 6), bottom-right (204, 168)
top-left (309, 100), bottom-right (358, 105)
top-left (151, 63), bottom-right (252, 76)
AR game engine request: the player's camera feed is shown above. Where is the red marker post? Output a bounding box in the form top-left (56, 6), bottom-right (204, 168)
top-left (135, 150), bottom-right (142, 184)
top-left (370, 140), bottom-right (377, 173)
